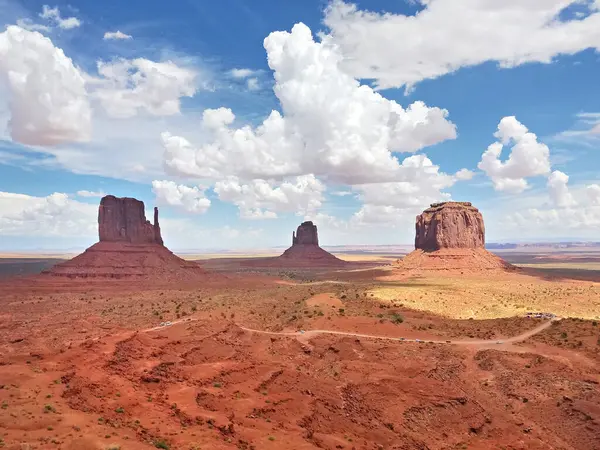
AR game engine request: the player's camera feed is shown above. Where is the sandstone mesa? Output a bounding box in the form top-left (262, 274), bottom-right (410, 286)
top-left (399, 202), bottom-right (513, 272)
top-left (415, 202), bottom-right (485, 251)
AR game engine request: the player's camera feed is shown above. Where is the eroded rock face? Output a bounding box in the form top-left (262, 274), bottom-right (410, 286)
top-left (275, 221), bottom-right (344, 266)
top-left (98, 195), bottom-right (163, 245)
top-left (415, 202), bottom-right (485, 251)
top-left (292, 221), bottom-right (319, 246)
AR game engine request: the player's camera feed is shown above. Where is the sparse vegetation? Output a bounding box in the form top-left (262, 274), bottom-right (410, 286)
top-left (390, 313), bottom-right (404, 324)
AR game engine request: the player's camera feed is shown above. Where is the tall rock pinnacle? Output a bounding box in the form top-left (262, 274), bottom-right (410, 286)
top-left (98, 195), bottom-right (164, 245)
top-left (292, 221), bottom-right (319, 246)
top-left (415, 202), bottom-right (485, 251)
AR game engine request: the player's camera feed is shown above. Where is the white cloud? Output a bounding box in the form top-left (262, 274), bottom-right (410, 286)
top-left (547, 170), bottom-right (576, 208)
top-left (588, 184), bottom-right (600, 205)
top-left (90, 58), bottom-right (198, 118)
top-left (356, 155), bottom-right (454, 207)
top-left (503, 205), bottom-right (600, 234)
top-left (0, 26), bottom-right (92, 146)
top-left (454, 168), bottom-right (475, 181)
top-left (151, 180), bottom-right (211, 214)
top-left (163, 23), bottom-right (456, 185)
top-left (553, 112), bottom-right (600, 147)
top-left (15, 18), bottom-right (50, 32)
top-left (487, 176), bottom-right (600, 240)
top-left (40, 5), bottom-right (81, 30)
top-left (229, 68), bottom-right (257, 79)
top-left (76, 190), bottom-right (105, 198)
top-left (331, 190), bottom-right (352, 197)
top-left (324, 0), bottom-right (600, 91)
top-left (304, 212), bottom-right (348, 230)
top-left (246, 77), bottom-right (260, 91)
top-left (103, 30), bottom-right (132, 40)
top-left (478, 116), bottom-right (551, 193)
top-left (0, 191), bottom-right (96, 237)
top-left (347, 154), bottom-right (472, 226)
top-left (214, 174), bottom-right (325, 219)
top-left (351, 204), bottom-right (413, 227)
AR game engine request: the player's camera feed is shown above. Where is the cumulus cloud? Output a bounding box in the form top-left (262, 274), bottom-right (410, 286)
top-left (214, 174), bottom-right (325, 219)
top-left (351, 204), bottom-right (407, 226)
top-left (324, 0), bottom-right (600, 91)
top-left (356, 155), bottom-right (454, 207)
top-left (348, 155), bottom-right (475, 226)
top-left (0, 26), bottom-right (92, 146)
top-left (588, 184), bottom-right (600, 205)
top-left (76, 190), bottom-right (105, 198)
top-left (494, 175), bottom-right (600, 239)
top-left (90, 58), bottom-right (198, 118)
top-left (246, 77), bottom-right (260, 91)
top-left (547, 170), bottom-right (576, 208)
top-left (454, 168), bottom-right (475, 181)
top-left (40, 5), bottom-right (81, 30)
top-left (163, 23), bottom-right (456, 185)
top-left (103, 30), bottom-right (132, 40)
top-left (504, 204), bottom-right (600, 233)
top-left (15, 19), bottom-right (50, 32)
top-left (151, 180), bottom-right (211, 214)
top-left (0, 191), bottom-right (96, 237)
top-left (229, 68), bottom-right (257, 78)
top-left (478, 116), bottom-right (551, 193)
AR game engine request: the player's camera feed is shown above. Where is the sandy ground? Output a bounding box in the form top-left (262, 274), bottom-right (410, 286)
top-left (0, 256), bottom-right (599, 449)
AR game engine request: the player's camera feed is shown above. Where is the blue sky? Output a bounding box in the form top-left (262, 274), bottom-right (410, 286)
top-left (0, 0), bottom-right (599, 251)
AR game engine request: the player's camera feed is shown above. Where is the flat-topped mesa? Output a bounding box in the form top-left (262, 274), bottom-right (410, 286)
top-left (292, 221), bottom-right (319, 246)
top-left (415, 201), bottom-right (485, 251)
top-left (98, 195), bottom-right (163, 245)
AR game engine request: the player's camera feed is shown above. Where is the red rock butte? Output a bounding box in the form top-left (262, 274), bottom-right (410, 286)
top-left (44, 195), bottom-right (206, 279)
top-left (277, 221), bottom-right (345, 266)
top-left (398, 202), bottom-right (513, 272)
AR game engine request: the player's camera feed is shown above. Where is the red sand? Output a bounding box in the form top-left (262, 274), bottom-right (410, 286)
top-left (0, 260), bottom-right (598, 449)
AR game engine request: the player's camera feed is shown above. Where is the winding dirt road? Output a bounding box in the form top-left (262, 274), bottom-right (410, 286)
top-left (145, 316), bottom-right (557, 347)
top-left (236, 320), bottom-right (556, 346)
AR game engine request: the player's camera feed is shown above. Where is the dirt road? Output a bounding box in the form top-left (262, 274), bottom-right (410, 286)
top-left (236, 319), bottom-right (555, 346)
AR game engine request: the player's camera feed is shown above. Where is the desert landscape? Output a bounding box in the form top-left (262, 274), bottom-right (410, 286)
top-left (0, 197), bottom-right (598, 450)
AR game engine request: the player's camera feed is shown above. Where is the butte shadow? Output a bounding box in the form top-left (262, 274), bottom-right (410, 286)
top-left (43, 195), bottom-right (207, 280)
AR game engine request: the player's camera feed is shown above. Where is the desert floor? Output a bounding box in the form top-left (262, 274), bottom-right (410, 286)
top-left (0, 251), bottom-right (599, 449)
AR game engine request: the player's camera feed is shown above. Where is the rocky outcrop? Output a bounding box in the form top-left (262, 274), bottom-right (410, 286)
top-left (292, 221), bottom-right (319, 246)
top-left (415, 202), bottom-right (485, 252)
top-left (278, 221), bottom-right (345, 266)
top-left (99, 195), bottom-right (163, 245)
top-left (397, 202), bottom-right (514, 272)
top-left (44, 195), bottom-right (208, 280)
top-left (243, 221), bottom-right (345, 268)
